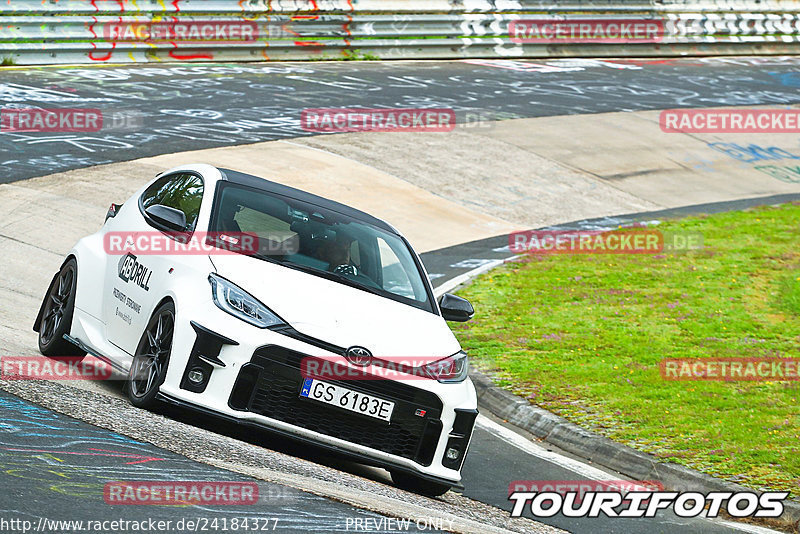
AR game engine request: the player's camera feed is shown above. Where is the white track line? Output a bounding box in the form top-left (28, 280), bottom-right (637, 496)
top-left (476, 416), bottom-right (783, 534)
top-left (476, 415), bottom-right (633, 484)
top-left (433, 257), bottom-right (514, 297)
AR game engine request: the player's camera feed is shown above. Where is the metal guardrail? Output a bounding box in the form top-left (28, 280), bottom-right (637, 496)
top-left (1, 1), bottom-right (799, 65)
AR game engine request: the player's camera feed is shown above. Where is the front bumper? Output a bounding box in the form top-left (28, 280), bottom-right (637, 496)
top-left (160, 300), bottom-right (478, 485)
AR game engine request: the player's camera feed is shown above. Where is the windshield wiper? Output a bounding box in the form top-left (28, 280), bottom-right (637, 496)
top-left (325, 269), bottom-right (384, 297)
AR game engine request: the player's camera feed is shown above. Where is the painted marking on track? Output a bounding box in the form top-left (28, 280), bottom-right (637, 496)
top-left (1, 447), bottom-right (165, 464)
top-left (476, 415), bottom-right (626, 482)
top-left (475, 415), bottom-right (784, 533)
top-left (449, 258), bottom-right (498, 269)
top-left (34, 453), bottom-right (64, 465)
top-left (433, 258), bottom-right (511, 297)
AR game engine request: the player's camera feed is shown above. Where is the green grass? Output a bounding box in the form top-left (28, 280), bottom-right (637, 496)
top-left (340, 49), bottom-right (381, 61)
top-left (453, 203), bottom-right (800, 497)
top-left (777, 273), bottom-right (800, 316)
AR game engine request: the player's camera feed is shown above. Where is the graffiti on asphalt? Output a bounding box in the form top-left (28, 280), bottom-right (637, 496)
top-left (3, 58), bottom-right (800, 181)
top-left (709, 142), bottom-right (800, 183)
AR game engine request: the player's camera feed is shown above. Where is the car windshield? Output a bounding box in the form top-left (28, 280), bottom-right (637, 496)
top-left (210, 182), bottom-right (433, 312)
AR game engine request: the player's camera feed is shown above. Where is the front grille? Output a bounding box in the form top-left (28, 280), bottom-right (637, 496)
top-left (229, 345), bottom-right (443, 466)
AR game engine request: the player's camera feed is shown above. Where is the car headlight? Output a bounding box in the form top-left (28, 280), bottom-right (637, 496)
top-left (422, 351), bottom-right (469, 383)
top-left (209, 274), bottom-right (284, 328)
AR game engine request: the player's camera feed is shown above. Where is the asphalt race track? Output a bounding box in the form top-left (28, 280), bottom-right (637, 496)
top-left (2, 58), bottom-right (800, 534)
top-left (464, 417), bottom-right (751, 534)
top-left (3, 56), bottom-right (800, 182)
top-left (0, 390), bottom-right (410, 533)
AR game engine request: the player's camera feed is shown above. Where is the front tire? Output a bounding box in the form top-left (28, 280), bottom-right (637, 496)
top-left (38, 258), bottom-right (86, 359)
top-left (127, 301), bottom-right (175, 410)
top-left (390, 471), bottom-right (451, 497)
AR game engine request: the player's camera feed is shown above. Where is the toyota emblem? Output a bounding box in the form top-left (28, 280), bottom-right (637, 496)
top-left (345, 346), bottom-right (372, 367)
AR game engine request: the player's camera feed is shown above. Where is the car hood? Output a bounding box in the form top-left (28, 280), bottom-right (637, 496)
top-left (210, 254), bottom-right (460, 359)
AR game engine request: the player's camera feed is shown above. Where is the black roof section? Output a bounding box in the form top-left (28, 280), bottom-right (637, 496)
top-left (217, 168), bottom-right (396, 234)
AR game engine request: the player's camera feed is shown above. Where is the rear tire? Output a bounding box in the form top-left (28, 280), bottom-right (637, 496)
top-left (37, 258), bottom-right (86, 360)
top-left (126, 301), bottom-right (175, 410)
top-left (390, 471), bottom-right (451, 497)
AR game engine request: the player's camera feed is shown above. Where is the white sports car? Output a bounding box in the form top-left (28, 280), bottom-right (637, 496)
top-left (34, 164), bottom-right (478, 496)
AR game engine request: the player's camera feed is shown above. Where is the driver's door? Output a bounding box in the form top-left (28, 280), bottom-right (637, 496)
top-left (103, 172), bottom-right (204, 355)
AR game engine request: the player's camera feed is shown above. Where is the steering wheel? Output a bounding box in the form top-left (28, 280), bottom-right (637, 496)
top-left (333, 264), bottom-right (358, 276)
top-left (332, 264), bottom-right (383, 290)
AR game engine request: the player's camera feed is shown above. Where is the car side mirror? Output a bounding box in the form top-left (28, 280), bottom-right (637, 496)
top-left (439, 293), bottom-right (474, 322)
top-left (145, 204), bottom-right (187, 231)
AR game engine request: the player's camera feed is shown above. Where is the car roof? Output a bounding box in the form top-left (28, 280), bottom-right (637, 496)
top-left (217, 167), bottom-right (397, 234)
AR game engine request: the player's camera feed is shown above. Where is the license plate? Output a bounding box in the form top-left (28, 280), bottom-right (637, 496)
top-left (299, 378), bottom-right (395, 422)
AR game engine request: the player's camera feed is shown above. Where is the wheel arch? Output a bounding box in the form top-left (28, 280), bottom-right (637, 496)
top-left (33, 254), bottom-right (78, 333)
top-left (152, 295), bottom-right (176, 316)
top-left (139, 294), bottom-right (177, 337)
